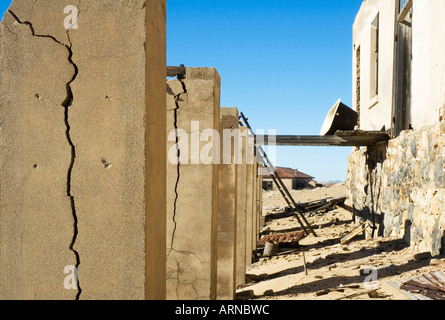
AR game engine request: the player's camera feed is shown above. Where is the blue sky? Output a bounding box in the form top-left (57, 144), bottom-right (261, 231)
top-left (0, 1), bottom-right (364, 181)
top-left (167, 0), bottom-right (364, 182)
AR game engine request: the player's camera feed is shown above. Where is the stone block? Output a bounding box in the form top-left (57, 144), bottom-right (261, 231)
top-left (434, 158), bottom-right (445, 188)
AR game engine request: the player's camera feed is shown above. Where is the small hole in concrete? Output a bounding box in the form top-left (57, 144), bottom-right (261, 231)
top-left (101, 158), bottom-right (112, 169)
top-left (34, 93), bottom-right (41, 100)
top-left (33, 164), bottom-right (38, 169)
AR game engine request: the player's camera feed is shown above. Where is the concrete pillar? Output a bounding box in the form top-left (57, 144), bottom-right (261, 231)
top-left (166, 68), bottom-right (221, 300)
top-left (258, 167), bottom-right (265, 229)
top-left (0, 0), bottom-right (166, 300)
top-left (251, 161), bottom-right (259, 256)
top-left (216, 107), bottom-right (239, 300)
top-left (256, 162), bottom-right (263, 246)
top-left (245, 145), bottom-right (255, 267)
top-left (235, 126), bottom-right (250, 286)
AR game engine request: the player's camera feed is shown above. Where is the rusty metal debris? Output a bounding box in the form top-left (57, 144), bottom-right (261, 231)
top-left (257, 231), bottom-right (306, 248)
top-left (400, 272), bottom-right (445, 300)
top-left (388, 271), bottom-right (445, 300)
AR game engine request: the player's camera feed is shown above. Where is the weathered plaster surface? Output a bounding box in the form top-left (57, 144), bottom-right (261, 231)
top-left (0, 0), bottom-right (166, 300)
top-left (216, 107), bottom-right (239, 300)
top-left (166, 68), bottom-right (221, 300)
top-left (0, 6), bottom-right (78, 300)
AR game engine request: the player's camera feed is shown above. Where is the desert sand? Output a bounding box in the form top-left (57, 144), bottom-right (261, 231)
top-left (236, 183), bottom-right (445, 300)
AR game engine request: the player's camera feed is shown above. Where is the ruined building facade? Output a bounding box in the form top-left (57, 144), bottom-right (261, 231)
top-left (347, 0), bottom-right (445, 256)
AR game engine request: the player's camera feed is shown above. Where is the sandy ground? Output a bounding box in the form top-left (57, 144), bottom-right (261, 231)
top-left (236, 183), bottom-right (445, 300)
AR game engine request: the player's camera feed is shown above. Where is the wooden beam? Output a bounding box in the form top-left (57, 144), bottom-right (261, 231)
top-left (256, 131), bottom-right (390, 147)
top-left (397, 0), bottom-right (413, 23)
top-left (167, 65), bottom-right (186, 78)
top-left (257, 135), bottom-right (349, 146)
top-left (340, 222), bottom-right (369, 245)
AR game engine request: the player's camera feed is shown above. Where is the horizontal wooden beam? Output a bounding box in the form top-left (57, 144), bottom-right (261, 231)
top-left (167, 65), bottom-right (186, 78)
top-left (256, 131), bottom-right (390, 147)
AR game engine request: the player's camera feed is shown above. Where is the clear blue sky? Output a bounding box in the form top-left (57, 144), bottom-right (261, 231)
top-left (0, 1), bottom-right (364, 182)
top-left (166, 0), bottom-right (364, 182)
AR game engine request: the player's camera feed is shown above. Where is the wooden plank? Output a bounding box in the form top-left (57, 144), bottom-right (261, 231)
top-left (398, 0), bottom-right (413, 23)
top-left (299, 196), bottom-right (346, 211)
top-left (258, 135), bottom-right (350, 146)
top-left (334, 130), bottom-right (388, 137)
top-left (257, 131), bottom-right (389, 147)
top-left (304, 201), bottom-right (330, 211)
top-left (340, 222), bottom-right (369, 245)
top-left (333, 130), bottom-right (390, 145)
top-left (334, 288), bottom-right (377, 300)
top-left (303, 251), bottom-right (308, 275)
top-left (303, 202), bottom-right (333, 216)
top-left (167, 65), bottom-right (186, 78)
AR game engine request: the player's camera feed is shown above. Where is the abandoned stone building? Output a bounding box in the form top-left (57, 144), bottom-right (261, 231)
top-left (346, 0), bottom-right (445, 256)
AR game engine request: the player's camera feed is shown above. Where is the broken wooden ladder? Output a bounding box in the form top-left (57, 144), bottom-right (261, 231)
top-left (239, 112), bottom-right (317, 237)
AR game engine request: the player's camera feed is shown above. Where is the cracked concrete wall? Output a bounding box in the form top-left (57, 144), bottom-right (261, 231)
top-left (166, 68), bottom-right (221, 300)
top-left (216, 107), bottom-right (239, 300)
top-left (0, 4), bottom-right (78, 300)
top-left (0, 0), bottom-right (166, 300)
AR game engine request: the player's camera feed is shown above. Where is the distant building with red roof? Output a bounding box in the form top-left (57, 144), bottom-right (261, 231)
top-left (261, 167), bottom-right (316, 191)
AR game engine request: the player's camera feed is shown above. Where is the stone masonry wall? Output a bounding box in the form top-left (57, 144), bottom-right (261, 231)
top-left (346, 121), bottom-right (445, 256)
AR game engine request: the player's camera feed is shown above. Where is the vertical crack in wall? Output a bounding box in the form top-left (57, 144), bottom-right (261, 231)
top-left (8, 10), bottom-right (81, 300)
top-left (169, 79), bottom-right (187, 254)
top-left (63, 31), bottom-right (81, 300)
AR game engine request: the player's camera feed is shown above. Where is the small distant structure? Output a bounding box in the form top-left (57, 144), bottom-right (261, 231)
top-left (261, 167), bottom-right (316, 191)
